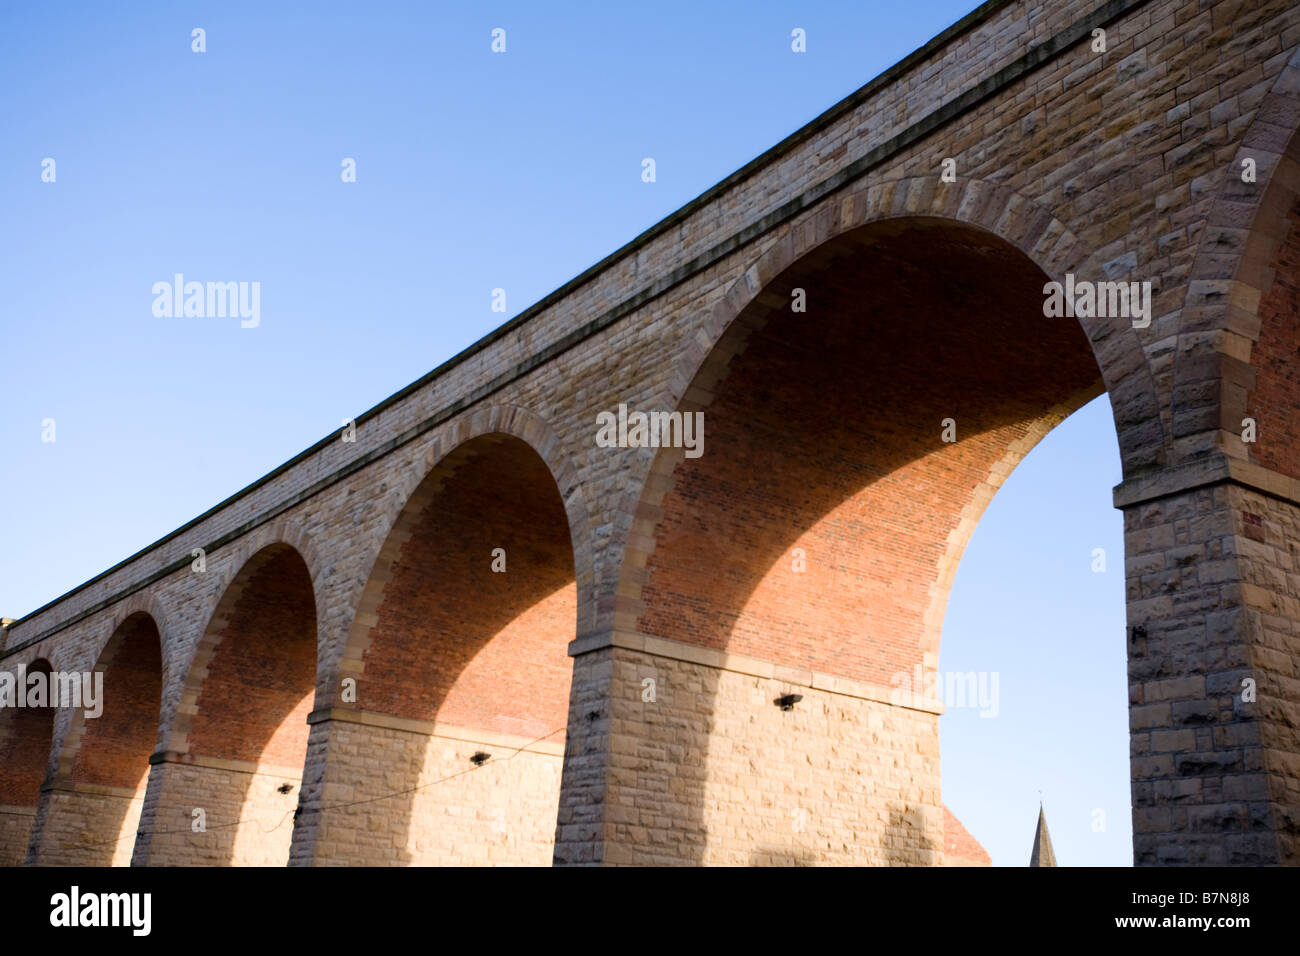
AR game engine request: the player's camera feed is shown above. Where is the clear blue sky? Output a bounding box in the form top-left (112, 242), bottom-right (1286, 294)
top-left (0, 1), bottom-right (1130, 865)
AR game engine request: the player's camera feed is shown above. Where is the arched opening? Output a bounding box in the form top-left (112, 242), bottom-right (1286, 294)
top-left (38, 612), bottom-right (162, 865)
top-left (938, 394), bottom-right (1129, 865)
top-left (317, 433), bottom-right (576, 865)
top-left (142, 544), bottom-right (316, 866)
top-left (0, 658), bottom-right (56, 865)
top-left (622, 215), bottom-right (1115, 864)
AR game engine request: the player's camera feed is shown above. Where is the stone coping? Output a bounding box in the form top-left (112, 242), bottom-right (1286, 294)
top-left (569, 628), bottom-right (946, 715)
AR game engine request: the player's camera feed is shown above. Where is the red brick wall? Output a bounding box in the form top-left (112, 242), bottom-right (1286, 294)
top-left (1248, 196), bottom-right (1300, 480)
top-left (639, 219), bottom-right (1102, 684)
top-left (359, 436), bottom-right (575, 738)
top-left (0, 659), bottom-right (55, 806)
top-left (943, 805), bottom-right (991, 865)
top-left (188, 546), bottom-right (316, 769)
top-left (71, 613), bottom-right (161, 789)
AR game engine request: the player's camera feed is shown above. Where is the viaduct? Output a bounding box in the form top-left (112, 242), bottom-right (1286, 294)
top-left (3, 0), bottom-right (1300, 866)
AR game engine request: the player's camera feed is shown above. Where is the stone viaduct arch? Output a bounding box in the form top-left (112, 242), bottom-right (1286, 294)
top-left (290, 406), bottom-right (590, 865)
top-left (31, 610), bottom-right (162, 865)
top-left (584, 183), bottom-right (1148, 864)
top-left (0, 656), bottom-right (56, 865)
top-left (134, 540), bottom-right (318, 866)
top-left (3, 0), bottom-right (1300, 866)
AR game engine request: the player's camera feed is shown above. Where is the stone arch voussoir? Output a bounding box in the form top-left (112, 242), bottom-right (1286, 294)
top-left (1172, 46), bottom-right (1300, 459)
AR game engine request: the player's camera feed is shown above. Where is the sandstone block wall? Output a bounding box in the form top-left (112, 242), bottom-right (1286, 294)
top-left (303, 716), bottom-right (563, 866)
top-left (1123, 481), bottom-right (1300, 864)
top-left (1231, 485), bottom-right (1300, 864)
top-left (556, 636), bottom-right (944, 865)
top-left (135, 760), bottom-right (302, 866)
top-left (31, 785), bottom-right (146, 867)
top-left (0, 807), bottom-right (36, 866)
top-left (1, 0), bottom-right (1298, 866)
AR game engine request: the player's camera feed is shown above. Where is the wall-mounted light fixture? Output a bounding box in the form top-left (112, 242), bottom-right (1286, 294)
top-left (774, 693), bottom-right (803, 711)
top-left (471, 751), bottom-right (491, 766)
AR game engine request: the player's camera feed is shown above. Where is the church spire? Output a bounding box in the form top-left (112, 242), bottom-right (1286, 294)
top-left (1029, 805), bottom-right (1057, 867)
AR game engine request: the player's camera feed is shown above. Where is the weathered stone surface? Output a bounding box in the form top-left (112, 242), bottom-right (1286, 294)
top-left (2, 0), bottom-right (1300, 866)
